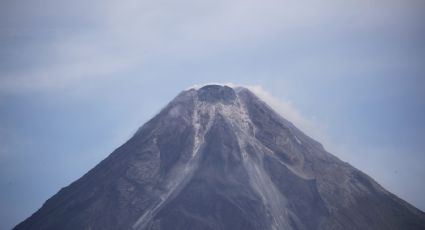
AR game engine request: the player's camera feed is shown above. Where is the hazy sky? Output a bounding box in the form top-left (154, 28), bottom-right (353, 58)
top-left (1, 0), bottom-right (425, 229)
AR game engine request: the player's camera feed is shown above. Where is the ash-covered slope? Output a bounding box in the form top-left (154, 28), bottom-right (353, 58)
top-left (14, 85), bottom-right (425, 230)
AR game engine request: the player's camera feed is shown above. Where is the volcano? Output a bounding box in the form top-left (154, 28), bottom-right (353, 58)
top-left (14, 85), bottom-right (425, 230)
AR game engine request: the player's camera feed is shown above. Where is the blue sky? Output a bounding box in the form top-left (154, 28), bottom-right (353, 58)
top-left (1, 0), bottom-right (425, 229)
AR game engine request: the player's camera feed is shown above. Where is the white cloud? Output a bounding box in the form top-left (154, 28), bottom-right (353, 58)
top-left (2, 0), bottom-right (422, 94)
top-left (244, 84), bottom-right (326, 141)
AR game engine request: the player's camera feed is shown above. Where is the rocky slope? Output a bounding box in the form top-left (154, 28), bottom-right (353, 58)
top-left (14, 85), bottom-right (425, 230)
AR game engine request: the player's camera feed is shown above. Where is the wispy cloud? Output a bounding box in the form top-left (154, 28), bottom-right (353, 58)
top-left (1, 0), bottom-right (423, 94)
top-left (244, 85), bottom-right (316, 134)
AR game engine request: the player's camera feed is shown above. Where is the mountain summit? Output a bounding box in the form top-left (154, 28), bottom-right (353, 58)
top-left (15, 85), bottom-right (425, 230)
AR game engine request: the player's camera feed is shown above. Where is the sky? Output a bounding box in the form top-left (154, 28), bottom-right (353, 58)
top-left (1, 0), bottom-right (425, 229)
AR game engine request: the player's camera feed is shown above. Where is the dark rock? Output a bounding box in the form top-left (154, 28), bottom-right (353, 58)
top-left (14, 85), bottom-right (425, 230)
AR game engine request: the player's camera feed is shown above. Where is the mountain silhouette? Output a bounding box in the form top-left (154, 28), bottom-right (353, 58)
top-left (14, 85), bottom-right (425, 230)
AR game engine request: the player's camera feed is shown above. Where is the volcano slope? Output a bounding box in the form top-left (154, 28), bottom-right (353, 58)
top-left (14, 85), bottom-right (425, 230)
